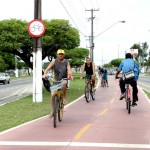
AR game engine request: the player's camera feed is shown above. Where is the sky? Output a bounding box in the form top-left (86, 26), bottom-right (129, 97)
top-left (0, 0), bottom-right (150, 66)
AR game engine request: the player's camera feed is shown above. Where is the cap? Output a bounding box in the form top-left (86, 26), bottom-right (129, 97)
top-left (57, 49), bottom-right (65, 54)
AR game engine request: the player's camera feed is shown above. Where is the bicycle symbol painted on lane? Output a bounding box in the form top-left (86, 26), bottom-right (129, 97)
top-left (28, 19), bottom-right (46, 38)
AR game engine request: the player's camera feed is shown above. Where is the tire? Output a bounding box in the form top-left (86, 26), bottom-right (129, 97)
top-left (125, 92), bottom-right (128, 109)
top-left (85, 83), bottom-right (91, 103)
top-left (8, 80), bottom-right (10, 84)
top-left (128, 99), bottom-right (131, 114)
top-left (91, 84), bottom-right (95, 100)
top-left (53, 95), bottom-right (58, 128)
top-left (3, 80), bottom-right (6, 84)
top-left (58, 95), bottom-right (64, 122)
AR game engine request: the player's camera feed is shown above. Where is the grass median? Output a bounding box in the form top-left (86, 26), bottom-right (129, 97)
top-left (0, 73), bottom-right (85, 132)
top-left (143, 90), bottom-right (150, 99)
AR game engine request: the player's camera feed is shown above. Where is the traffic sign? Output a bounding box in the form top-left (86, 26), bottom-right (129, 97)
top-left (28, 19), bottom-right (46, 38)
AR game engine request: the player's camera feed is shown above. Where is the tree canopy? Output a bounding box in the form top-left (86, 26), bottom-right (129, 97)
top-left (0, 19), bottom-right (80, 69)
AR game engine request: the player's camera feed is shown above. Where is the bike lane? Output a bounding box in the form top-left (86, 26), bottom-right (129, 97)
top-left (0, 76), bottom-right (150, 150)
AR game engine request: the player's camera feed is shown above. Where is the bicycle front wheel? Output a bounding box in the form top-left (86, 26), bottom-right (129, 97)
top-left (85, 83), bottom-right (91, 103)
top-left (53, 95), bottom-right (58, 128)
top-left (58, 95), bottom-right (64, 122)
top-left (91, 85), bottom-right (95, 100)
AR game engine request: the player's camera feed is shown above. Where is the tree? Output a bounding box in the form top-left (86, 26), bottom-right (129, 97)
top-left (110, 58), bottom-right (124, 67)
top-left (0, 19), bottom-right (80, 69)
top-left (0, 55), bottom-right (6, 72)
top-left (130, 42), bottom-right (148, 66)
top-left (65, 48), bottom-right (89, 68)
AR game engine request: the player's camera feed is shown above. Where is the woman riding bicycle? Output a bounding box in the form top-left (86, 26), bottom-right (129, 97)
top-left (80, 57), bottom-right (96, 90)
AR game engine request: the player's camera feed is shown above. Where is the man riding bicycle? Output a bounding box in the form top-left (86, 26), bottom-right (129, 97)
top-left (80, 57), bottom-right (96, 90)
top-left (115, 53), bottom-right (140, 106)
top-left (42, 49), bottom-right (72, 117)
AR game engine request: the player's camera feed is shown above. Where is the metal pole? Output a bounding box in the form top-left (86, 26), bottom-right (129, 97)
top-left (86, 9), bottom-right (99, 62)
top-left (91, 9), bottom-right (94, 62)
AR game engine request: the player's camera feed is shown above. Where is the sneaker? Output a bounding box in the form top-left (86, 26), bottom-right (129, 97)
top-left (49, 112), bottom-right (54, 118)
top-left (119, 93), bottom-right (125, 100)
top-left (132, 102), bottom-right (137, 107)
top-left (92, 88), bottom-right (96, 92)
top-left (63, 99), bottom-right (67, 105)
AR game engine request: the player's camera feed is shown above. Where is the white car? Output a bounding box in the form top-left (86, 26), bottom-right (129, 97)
top-left (0, 72), bottom-right (10, 84)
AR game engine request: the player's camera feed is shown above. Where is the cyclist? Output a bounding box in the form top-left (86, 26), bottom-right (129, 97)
top-left (115, 53), bottom-right (140, 106)
top-left (42, 49), bottom-right (72, 117)
top-left (102, 69), bottom-right (109, 87)
top-left (80, 57), bottom-right (96, 90)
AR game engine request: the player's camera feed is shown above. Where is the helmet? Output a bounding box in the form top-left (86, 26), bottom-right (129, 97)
top-left (57, 49), bottom-right (65, 54)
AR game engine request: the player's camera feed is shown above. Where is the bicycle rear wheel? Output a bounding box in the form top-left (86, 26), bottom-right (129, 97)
top-left (128, 99), bottom-right (131, 114)
top-left (127, 89), bottom-right (131, 114)
top-left (53, 95), bottom-right (58, 128)
top-left (58, 95), bottom-right (64, 122)
top-left (85, 83), bottom-right (91, 103)
top-left (125, 92), bottom-right (128, 109)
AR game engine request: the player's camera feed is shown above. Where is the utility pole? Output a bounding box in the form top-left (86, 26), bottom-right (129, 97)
top-left (86, 9), bottom-right (99, 62)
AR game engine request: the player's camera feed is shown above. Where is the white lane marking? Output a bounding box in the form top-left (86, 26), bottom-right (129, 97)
top-left (0, 85), bottom-right (32, 101)
top-left (0, 141), bottom-right (150, 148)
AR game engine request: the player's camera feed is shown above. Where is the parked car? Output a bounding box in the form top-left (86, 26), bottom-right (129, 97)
top-left (0, 72), bottom-right (10, 84)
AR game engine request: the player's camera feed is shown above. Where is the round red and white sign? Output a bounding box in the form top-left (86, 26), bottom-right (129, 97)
top-left (28, 19), bottom-right (46, 38)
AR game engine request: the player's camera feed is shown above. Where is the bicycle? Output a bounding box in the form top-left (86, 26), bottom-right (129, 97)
top-left (50, 78), bottom-right (69, 128)
top-left (117, 77), bottom-right (132, 114)
top-left (84, 76), bottom-right (95, 103)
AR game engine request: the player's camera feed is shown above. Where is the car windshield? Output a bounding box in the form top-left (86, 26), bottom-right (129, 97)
top-left (0, 73), bottom-right (5, 76)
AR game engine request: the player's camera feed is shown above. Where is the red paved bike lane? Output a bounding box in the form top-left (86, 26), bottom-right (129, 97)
top-left (0, 76), bottom-right (150, 150)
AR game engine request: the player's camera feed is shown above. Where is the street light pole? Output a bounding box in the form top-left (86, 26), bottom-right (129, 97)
top-left (95, 21), bottom-right (125, 38)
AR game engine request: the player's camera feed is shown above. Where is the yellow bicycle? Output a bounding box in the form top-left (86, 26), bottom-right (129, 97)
top-left (50, 78), bottom-right (68, 128)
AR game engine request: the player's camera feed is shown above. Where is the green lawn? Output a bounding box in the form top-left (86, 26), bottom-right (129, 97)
top-left (0, 73), bottom-right (85, 132)
top-left (143, 90), bottom-right (150, 99)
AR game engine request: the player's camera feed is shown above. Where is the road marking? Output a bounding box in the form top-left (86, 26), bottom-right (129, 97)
top-left (110, 98), bottom-right (114, 103)
top-left (0, 141), bottom-right (150, 148)
top-left (99, 108), bottom-right (108, 116)
top-left (0, 85), bottom-right (31, 101)
top-left (74, 124), bottom-right (92, 140)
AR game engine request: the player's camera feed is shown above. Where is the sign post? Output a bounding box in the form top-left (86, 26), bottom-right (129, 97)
top-left (28, 0), bottom-right (46, 103)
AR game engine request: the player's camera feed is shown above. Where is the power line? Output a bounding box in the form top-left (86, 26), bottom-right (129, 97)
top-left (80, 0), bottom-right (86, 10)
top-left (58, 0), bottom-right (87, 36)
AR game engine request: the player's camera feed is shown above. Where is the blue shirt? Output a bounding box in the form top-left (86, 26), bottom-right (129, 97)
top-left (118, 58), bottom-right (140, 81)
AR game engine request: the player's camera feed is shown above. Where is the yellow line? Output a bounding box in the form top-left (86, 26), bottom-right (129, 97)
top-left (99, 108), bottom-right (108, 116)
top-left (74, 124), bottom-right (92, 140)
top-left (110, 98), bottom-right (114, 103)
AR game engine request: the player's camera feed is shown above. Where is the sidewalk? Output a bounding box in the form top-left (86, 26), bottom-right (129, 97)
top-left (0, 76), bottom-right (150, 150)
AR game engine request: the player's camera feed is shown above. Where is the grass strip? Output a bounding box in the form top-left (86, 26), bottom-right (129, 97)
top-left (143, 90), bottom-right (150, 99)
top-left (0, 73), bottom-right (85, 132)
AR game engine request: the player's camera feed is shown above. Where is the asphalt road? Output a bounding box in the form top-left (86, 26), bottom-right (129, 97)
top-left (0, 77), bottom-right (32, 105)
top-left (138, 75), bottom-right (150, 92)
